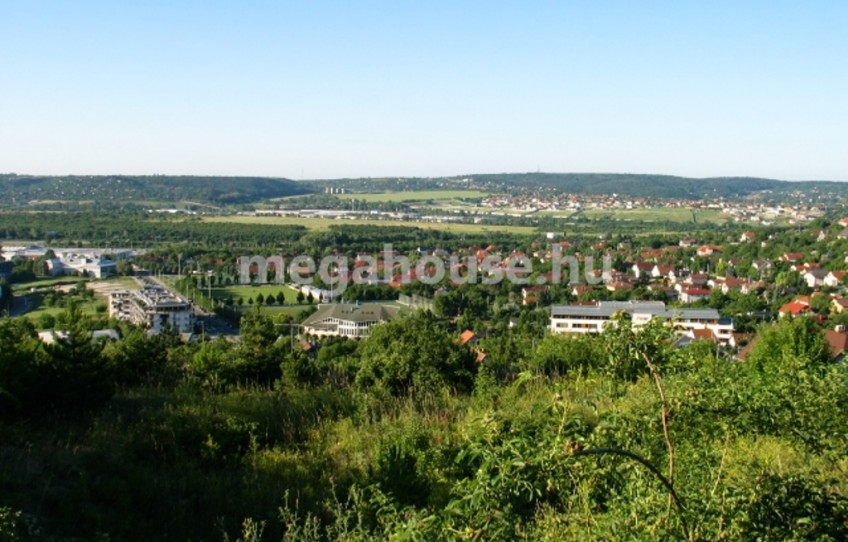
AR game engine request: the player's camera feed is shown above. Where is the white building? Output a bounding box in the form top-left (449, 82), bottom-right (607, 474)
top-left (301, 303), bottom-right (400, 338)
top-left (1, 246), bottom-right (133, 279)
top-left (549, 301), bottom-right (733, 344)
top-left (57, 253), bottom-right (117, 278)
top-left (109, 285), bottom-right (195, 334)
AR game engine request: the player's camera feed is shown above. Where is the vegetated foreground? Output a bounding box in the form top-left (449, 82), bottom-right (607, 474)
top-left (1, 307), bottom-right (847, 541)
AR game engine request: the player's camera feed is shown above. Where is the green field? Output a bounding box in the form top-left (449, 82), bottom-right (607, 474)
top-left (22, 294), bottom-right (107, 325)
top-left (210, 284), bottom-right (300, 304)
top-left (335, 190), bottom-right (489, 202)
top-left (202, 215), bottom-right (535, 234)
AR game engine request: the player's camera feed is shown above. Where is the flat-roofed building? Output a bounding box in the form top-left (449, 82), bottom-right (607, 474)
top-left (110, 285), bottom-right (195, 334)
top-left (550, 301), bottom-right (733, 344)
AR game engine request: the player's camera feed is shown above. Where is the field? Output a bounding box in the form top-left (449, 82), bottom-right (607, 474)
top-left (578, 207), bottom-right (729, 224)
top-left (15, 276), bottom-right (141, 325)
top-left (12, 277), bottom-right (91, 291)
top-left (202, 215), bottom-right (536, 235)
top-left (335, 190), bottom-right (489, 202)
top-left (210, 284), bottom-right (300, 304)
top-left (21, 293), bottom-right (107, 324)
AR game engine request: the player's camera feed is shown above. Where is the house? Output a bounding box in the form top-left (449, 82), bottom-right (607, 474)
top-left (740, 231), bottom-right (756, 243)
top-left (301, 303), bottom-right (400, 338)
top-left (721, 278), bottom-right (752, 295)
top-left (458, 330), bottom-right (487, 362)
top-left (824, 271), bottom-right (848, 288)
top-left (803, 269), bottom-right (829, 289)
top-left (839, 228), bottom-right (848, 240)
top-left (780, 252), bottom-right (805, 263)
top-left (458, 330), bottom-right (478, 347)
top-left (631, 262), bottom-right (655, 279)
top-left (651, 264), bottom-right (677, 280)
top-left (606, 282), bottom-right (634, 293)
top-left (674, 328), bottom-right (717, 348)
top-left (751, 259), bottom-right (772, 272)
top-left (831, 297), bottom-right (848, 314)
top-left (684, 273), bottom-right (709, 287)
top-left (571, 284), bottom-right (594, 297)
top-left (521, 285), bottom-right (548, 305)
top-left (838, 218), bottom-right (848, 228)
top-left (679, 288), bottom-right (711, 303)
top-left (697, 245), bottom-right (723, 257)
top-left (825, 328), bottom-right (848, 362)
top-left (778, 299), bottom-right (810, 318)
top-left (549, 301), bottom-right (733, 344)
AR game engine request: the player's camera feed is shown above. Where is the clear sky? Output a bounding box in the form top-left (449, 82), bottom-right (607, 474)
top-left (1, 1), bottom-right (846, 180)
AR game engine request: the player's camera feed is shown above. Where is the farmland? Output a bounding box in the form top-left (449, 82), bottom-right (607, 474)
top-left (201, 215), bottom-right (536, 235)
top-left (335, 189), bottom-right (489, 202)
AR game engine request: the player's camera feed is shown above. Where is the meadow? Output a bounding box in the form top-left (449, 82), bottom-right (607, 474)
top-left (202, 215), bottom-right (536, 235)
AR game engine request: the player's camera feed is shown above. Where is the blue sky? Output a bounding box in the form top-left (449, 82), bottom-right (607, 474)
top-left (1, 1), bottom-right (846, 180)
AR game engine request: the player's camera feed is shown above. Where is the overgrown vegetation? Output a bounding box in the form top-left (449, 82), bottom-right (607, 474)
top-left (2, 306), bottom-right (847, 541)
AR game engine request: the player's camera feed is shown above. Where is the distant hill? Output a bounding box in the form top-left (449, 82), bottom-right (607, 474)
top-left (305, 172), bottom-right (847, 200)
top-left (0, 174), bottom-right (312, 206)
top-left (464, 173), bottom-right (845, 199)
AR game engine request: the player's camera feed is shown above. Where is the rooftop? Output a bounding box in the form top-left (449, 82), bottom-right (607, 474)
top-left (551, 301), bottom-right (723, 321)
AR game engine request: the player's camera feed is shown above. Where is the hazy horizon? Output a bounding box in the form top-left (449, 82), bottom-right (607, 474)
top-left (2, 171), bottom-right (846, 184)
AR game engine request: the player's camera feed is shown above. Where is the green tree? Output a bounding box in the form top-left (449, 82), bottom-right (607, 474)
top-left (38, 303), bottom-right (113, 413)
top-left (356, 311), bottom-right (477, 396)
top-left (746, 317), bottom-right (832, 373)
top-left (0, 318), bottom-right (41, 416)
top-left (237, 308), bottom-right (281, 384)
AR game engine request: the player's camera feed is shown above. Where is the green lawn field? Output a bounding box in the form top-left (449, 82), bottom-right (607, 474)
top-left (22, 294), bottom-right (107, 325)
top-left (210, 284), bottom-right (300, 304)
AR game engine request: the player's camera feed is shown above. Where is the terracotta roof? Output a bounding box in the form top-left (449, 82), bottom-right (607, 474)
top-left (682, 288), bottom-right (711, 295)
top-left (824, 329), bottom-right (848, 359)
top-left (737, 336), bottom-right (760, 361)
top-left (458, 330), bottom-right (477, 347)
top-left (691, 328), bottom-right (715, 341)
top-left (779, 301), bottom-right (810, 315)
